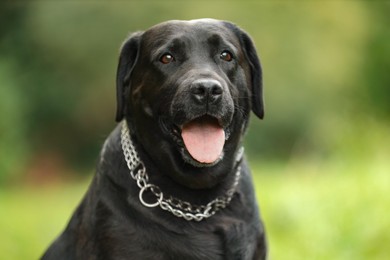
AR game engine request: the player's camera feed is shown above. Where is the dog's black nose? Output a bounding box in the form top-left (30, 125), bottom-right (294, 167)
top-left (190, 79), bottom-right (223, 104)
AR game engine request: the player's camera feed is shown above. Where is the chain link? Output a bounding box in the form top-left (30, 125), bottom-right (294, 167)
top-left (120, 121), bottom-right (243, 222)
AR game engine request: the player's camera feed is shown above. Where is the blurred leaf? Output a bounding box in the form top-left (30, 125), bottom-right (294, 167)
top-left (0, 1), bottom-right (389, 183)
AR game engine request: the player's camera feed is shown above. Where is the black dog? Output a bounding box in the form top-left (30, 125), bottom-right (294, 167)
top-left (42, 19), bottom-right (267, 260)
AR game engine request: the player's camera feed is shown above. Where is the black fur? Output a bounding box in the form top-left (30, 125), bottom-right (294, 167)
top-left (42, 19), bottom-right (267, 260)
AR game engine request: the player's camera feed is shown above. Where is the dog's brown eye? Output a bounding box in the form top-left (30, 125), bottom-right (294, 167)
top-left (160, 53), bottom-right (174, 64)
top-left (220, 51), bottom-right (233, 62)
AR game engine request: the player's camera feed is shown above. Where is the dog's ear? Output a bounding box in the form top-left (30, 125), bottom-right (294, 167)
top-left (116, 31), bottom-right (143, 122)
top-left (223, 22), bottom-right (264, 119)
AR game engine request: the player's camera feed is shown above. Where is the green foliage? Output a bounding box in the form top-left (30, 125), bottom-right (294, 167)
top-left (1, 1), bottom-right (389, 182)
top-left (0, 61), bottom-right (29, 182)
top-left (361, 3), bottom-right (390, 118)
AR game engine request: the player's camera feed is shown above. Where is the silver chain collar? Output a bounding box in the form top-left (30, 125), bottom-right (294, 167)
top-left (120, 121), bottom-right (243, 222)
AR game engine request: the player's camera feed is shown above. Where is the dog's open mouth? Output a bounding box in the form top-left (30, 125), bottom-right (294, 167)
top-left (169, 115), bottom-right (227, 166)
top-left (181, 115), bottom-right (225, 165)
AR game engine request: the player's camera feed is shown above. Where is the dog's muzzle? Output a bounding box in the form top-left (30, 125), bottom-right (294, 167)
top-left (165, 77), bottom-right (235, 167)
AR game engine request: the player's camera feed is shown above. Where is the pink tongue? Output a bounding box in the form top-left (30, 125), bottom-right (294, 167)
top-left (181, 117), bottom-right (225, 164)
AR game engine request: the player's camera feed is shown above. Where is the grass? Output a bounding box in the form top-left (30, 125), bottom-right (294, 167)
top-left (254, 159), bottom-right (390, 259)
top-left (1, 158), bottom-right (389, 259)
top-left (0, 181), bottom-right (88, 259)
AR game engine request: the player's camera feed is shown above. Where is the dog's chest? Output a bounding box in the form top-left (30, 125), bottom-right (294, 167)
top-left (103, 216), bottom-right (255, 260)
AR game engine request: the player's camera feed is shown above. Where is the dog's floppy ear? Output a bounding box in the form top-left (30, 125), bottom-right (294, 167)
top-left (224, 22), bottom-right (264, 119)
top-left (116, 31), bottom-right (143, 122)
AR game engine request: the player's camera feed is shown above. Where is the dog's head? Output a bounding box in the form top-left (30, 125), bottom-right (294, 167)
top-left (116, 19), bottom-right (263, 189)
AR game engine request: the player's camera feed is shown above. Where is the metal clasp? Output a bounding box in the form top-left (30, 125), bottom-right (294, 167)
top-left (139, 184), bottom-right (162, 208)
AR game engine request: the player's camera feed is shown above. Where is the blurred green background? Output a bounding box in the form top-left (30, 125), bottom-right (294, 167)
top-left (1, 1), bottom-right (389, 259)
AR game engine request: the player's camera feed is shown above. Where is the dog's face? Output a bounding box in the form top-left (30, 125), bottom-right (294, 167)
top-left (116, 19), bottom-right (263, 189)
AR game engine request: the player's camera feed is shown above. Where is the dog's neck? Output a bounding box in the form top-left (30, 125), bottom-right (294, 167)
top-left (120, 120), bottom-right (243, 222)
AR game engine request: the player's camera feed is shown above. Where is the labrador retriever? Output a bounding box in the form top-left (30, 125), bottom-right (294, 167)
top-left (42, 19), bottom-right (267, 260)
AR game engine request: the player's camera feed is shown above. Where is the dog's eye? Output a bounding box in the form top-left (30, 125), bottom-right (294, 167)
top-left (160, 53), bottom-right (175, 64)
top-left (220, 51), bottom-right (233, 62)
